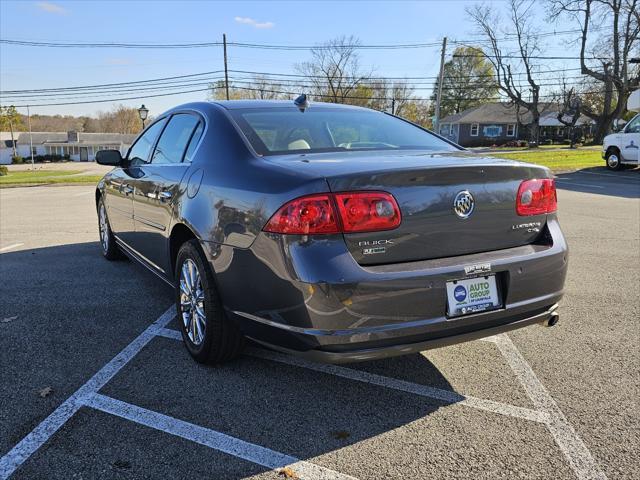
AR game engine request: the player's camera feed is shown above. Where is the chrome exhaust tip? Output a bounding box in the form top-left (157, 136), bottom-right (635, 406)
top-left (542, 311), bottom-right (559, 327)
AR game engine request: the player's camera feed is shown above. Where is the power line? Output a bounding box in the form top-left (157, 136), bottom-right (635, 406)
top-left (7, 87), bottom-right (213, 108)
top-left (1, 75), bottom-right (596, 103)
top-left (227, 67), bottom-right (585, 80)
top-left (1, 80), bottom-right (224, 100)
top-left (0, 26), bottom-right (609, 51)
top-left (5, 80), bottom-right (606, 109)
top-left (0, 70), bottom-right (223, 94)
top-left (0, 67), bottom-right (589, 98)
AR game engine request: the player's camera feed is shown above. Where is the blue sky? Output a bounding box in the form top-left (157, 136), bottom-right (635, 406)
top-left (0, 0), bottom-right (579, 118)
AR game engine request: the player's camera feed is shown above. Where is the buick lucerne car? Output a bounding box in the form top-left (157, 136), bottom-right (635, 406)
top-left (95, 100), bottom-right (568, 364)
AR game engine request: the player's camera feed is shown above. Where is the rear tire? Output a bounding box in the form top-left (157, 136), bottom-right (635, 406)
top-left (605, 149), bottom-right (623, 171)
top-left (98, 197), bottom-right (124, 260)
top-left (175, 240), bottom-right (244, 364)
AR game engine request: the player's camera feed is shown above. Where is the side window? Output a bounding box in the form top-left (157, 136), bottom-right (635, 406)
top-left (151, 114), bottom-right (200, 165)
top-left (625, 115), bottom-right (640, 134)
top-left (127, 118), bottom-right (167, 166)
top-left (184, 121), bottom-right (204, 163)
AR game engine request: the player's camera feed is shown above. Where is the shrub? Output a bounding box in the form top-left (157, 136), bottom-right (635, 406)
top-left (0, 165), bottom-right (8, 176)
top-left (28, 154), bottom-right (69, 163)
top-left (502, 140), bottom-right (529, 148)
top-left (11, 155), bottom-right (24, 164)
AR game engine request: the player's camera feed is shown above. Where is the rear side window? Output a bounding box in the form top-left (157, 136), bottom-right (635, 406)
top-left (151, 114), bottom-right (200, 164)
top-left (184, 121), bottom-right (204, 163)
top-left (128, 118), bottom-right (167, 166)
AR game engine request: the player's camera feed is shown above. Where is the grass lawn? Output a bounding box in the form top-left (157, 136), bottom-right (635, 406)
top-left (0, 170), bottom-right (102, 187)
top-left (488, 148), bottom-right (603, 171)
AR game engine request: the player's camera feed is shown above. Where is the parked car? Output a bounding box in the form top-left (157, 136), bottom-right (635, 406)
top-left (95, 100), bottom-right (568, 364)
top-left (603, 113), bottom-right (640, 170)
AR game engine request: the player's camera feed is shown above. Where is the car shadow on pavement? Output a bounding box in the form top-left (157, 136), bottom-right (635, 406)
top-left (555, 167), bottom-right (640, 199)
top-left (1, 241), bottom-right (466, 479)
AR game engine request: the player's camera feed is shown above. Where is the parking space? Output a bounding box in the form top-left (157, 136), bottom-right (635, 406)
top-left (1, 169), bottom-right (638, 479)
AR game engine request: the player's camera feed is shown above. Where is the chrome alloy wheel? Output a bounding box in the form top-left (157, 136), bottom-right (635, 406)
top-left (607, 153), bottom-right (620, 169)
top-left (180, 259), bottom-right (206, 345)
top-left (99, 203), bottom-right (109, 253)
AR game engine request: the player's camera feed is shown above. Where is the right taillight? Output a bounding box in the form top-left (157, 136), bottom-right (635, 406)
top-left (516, 179), bottom-right (557, 216)
top-left (263, 191), bottom-right (401, 235)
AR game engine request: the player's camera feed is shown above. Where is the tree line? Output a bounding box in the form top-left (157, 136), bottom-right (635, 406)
top-left (1, 104), bottom-right (145, 135)
top-left (2, 0), bottom-right (637, 145)
top-left (211, 0), bottom-right (638, 144)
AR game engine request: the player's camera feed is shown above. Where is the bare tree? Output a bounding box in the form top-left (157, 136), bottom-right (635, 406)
top-left (296, 35), bottom-right (373, 104)
top-left (209, 77), bottom-right (287, 100)
top-left (549, 0), bottom-right (639, 142)
top-left (468, 0), bottom-right (545, 145)
top-left (554, 79), bottom-right (583, 147)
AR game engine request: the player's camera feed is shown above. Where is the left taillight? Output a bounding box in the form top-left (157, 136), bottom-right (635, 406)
top-left (263, 191), bottom-right (401, 235)
top-left (516, 178), bottom-right (557, 216)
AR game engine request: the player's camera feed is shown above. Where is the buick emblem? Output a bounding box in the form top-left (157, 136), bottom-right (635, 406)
top-left (453, 190), bottom-right (475, 219)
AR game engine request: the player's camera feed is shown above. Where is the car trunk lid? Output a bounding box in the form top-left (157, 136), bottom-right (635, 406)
top-left (268, 151), bottom-right (551, 265)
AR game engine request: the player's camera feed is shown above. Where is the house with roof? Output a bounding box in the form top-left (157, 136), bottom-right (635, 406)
top-left (439, 103), bottom-right (595, 147)
top-left (0, 131), bottom-right (137, 164)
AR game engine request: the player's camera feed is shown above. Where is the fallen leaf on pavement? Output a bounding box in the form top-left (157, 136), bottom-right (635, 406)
top-left (1, 316), bottom-right (18, 323)
top-left (38, 387), bottom-right (53, 398)
top-left (278, 467), bottom-right (299, 479)
top-left (113, 460), bottom-right (131, 469)
top-left (331, 430), bottom-right (351, 440)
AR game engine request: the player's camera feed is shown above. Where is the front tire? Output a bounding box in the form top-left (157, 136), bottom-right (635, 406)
top-left (175, 240), bottom-right (244, 364)
top-left (605, 149), bottom-right (623, 171)
top-left (98, 197), bottom-right (124, 260)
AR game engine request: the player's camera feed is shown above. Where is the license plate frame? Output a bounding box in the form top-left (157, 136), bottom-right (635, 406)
top-left (446, 274), bottom-right (502, 317)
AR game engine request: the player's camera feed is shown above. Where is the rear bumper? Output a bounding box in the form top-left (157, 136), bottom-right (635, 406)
top-left (250, 304), bottom-right (559, 364)
top-left (204, 217), bottom-right (568, 363)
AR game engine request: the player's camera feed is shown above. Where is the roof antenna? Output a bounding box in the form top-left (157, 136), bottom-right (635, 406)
top-left (294, 94), bottom-right (310, 112)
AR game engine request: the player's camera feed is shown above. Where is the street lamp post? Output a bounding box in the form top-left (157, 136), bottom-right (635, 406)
top-left (137, 104), bottom-right (149, 129)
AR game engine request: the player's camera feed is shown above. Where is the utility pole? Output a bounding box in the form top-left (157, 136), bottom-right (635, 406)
top-left (434, 37), bottom-right (447, 134)
top-left (223, 33), bottom-right (230, 101)
top-left (27, 105), bottom-right (34, 167)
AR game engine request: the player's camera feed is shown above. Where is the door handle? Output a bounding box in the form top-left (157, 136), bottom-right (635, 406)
top-left (158, 190), bottom-right (173, 202)
top-left (122, 184), bottom-right (134, 196)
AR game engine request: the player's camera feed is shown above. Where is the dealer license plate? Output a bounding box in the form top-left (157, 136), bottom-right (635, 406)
top-left (446, 275), bottom-right (501, 317)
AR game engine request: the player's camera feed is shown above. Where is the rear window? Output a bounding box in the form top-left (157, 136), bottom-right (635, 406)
top-left (229, 107), bottom-right (458, 156)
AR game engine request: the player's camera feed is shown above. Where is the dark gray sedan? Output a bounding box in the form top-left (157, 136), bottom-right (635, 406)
top-left (95, 100), bottom-right (567, 364)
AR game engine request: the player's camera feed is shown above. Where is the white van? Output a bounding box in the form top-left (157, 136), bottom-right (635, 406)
top-left (603, 90), bottom-right (640, 170)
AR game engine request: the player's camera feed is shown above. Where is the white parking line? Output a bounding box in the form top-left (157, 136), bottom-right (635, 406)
top-left (493, 334), bottom-right (607, 480)
top-left (0, 243), bottom-right (24, 253)
top-left (72, 191), bottom-right (94, 197)
top-left (0, 306), bottom-right (176, 480)
top-left (578, 171), bottom-right (627, 179)
top-left (556, 180), bottom-right (605, 189)
top-left (87, 394), bottom-right (357, 480)
top-left (156, 328), bottom-right (548, 424)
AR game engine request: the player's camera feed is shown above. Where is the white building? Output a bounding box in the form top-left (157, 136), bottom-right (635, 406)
top-left (0, 131), bottom-right (136, 164)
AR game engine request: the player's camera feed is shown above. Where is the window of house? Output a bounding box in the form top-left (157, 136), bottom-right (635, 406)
top-left (151, 114), bottom-right (200, 164)
top-left (507, 124), bottom-right (516, 137)
top-left (440, 123), bottom-right (450, 136)
top-left (483, 125), bottom-right (502, 137)
top-left (470, 124), bottom-right (479, 136)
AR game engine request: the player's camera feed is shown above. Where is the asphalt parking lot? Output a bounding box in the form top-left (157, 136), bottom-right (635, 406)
top-left (0, 168), bottom-right (638, 480)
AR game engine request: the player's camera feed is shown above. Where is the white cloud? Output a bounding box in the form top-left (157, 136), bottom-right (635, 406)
top-left (234, 16), bottom-right (274, 29)
top-left (36, 2), bottom-right (67, 14)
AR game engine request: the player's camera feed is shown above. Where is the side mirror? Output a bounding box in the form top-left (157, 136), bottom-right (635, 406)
top-left (96, 149), bottom-right (123, 166)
